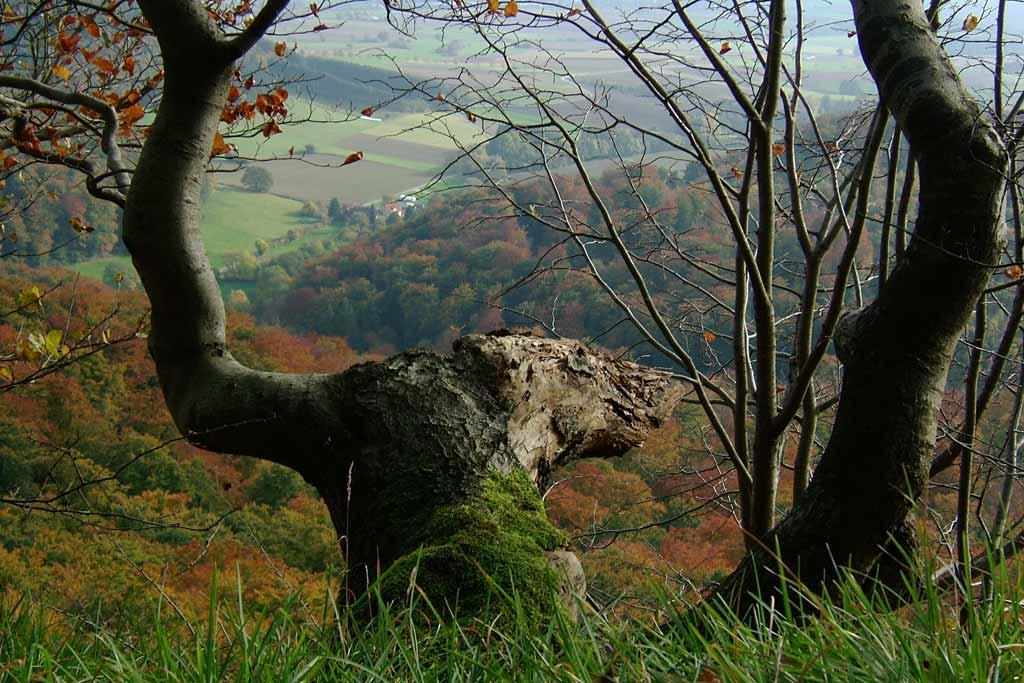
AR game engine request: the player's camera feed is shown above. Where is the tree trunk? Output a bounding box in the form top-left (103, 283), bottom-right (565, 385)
top-left (710, 0), bottom-right (1007, 617)
top-left (124, 4), bottom-right (684, 623)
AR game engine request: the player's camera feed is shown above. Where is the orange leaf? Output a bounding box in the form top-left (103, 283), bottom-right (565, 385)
top-left (962, 14), bottom-right (979, 32)
top-left (262, 120), bottom-right (282, 138)
top-left (1, 155), bottom-right (16, 170)
top-left (342, 151), bottom-right (364, 165)
top-left (1005, 265), bottom-right (1023, 279)
top-left (274, 41), bottom-right (287, 57)
top-left (118, 102), bottom-right (145, 127)
top-left (487, 0), bottom-right (499, 12)
top-left (313, 23), bottom-right (329, 30)
top-left (93, 56), bottom-right (117, 74)
top-left (122, 55), bottom-right (135, 75)
top-left (719, 42), bottom-right (731, 55)
top-left (467, 111), bottom-right (477, 123)
top-left (309, 2), bottom-right (320, 17)
top-left (210, 131), bottom-right (231, 158)
top-left (703, 330), bottom-right (717, 343)
top-left (52, 64), bottom-right (71, 81)
top-left (57, 32), bottom-right (81, 54)
top-left (227, 85), bottom-right (241, 102)
top-left (361, 106), bottom-right (375, 117)
top-left (567, 6), bottom-right (582, 15)
top-left (504, 0), bottom-right (518, 16)
top-left (771, 143), bottom-right (785, 156)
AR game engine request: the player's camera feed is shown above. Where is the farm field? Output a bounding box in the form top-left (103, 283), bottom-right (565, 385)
top-left (228, 104), bottom-right (485, 204)
top-left (72, 187), bottom-right (325, 283)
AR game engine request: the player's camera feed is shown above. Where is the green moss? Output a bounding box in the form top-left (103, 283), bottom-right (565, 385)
top-left (369, 469), bottom-right (570, 625)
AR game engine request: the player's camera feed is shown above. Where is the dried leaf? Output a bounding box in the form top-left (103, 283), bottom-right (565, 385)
top-left (274, 41), bottom-right (287, 57)
top-left (719, 42), bottom-right (731, 55)
top-left (52, 64), bottom-right (70, 81)
top-left (342, 150), bottom-right (364, 165)
top-left (361, 106), bottom-right (375, 117)
top-left (1005, 264), bottom-right (1023, 279)
top-left (962, 14), bottom-right (980, 32)
top-left (697, 669), bottom-right (722, 683)
top-left (703, 330), bottom-right (717, 343)
top-left (210, 131), bottom-right (231, 158)
top-left (505, 0), bottom-right (518, 16)
top-left (771, 143), bottom-right (785, 157)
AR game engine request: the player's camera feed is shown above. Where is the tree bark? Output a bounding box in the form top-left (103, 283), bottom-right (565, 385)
top-left (709, 0), bottom-right (1007, 617)
top-left (123, 2), bottom-right (684, 620)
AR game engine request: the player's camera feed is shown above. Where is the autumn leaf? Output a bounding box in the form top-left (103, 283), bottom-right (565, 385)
top-left (52, 64), bottom-right (70, 81)
top-left (69, 216), bottom-right (94, 233)
top-left (697, 668), bottom-right (722, 683)
top-left (361, 106), bottom-right (375, 117)
top-left (119, 103), bottom-right (145, 127)
top-left (312, 23), bottom-right (329, 31)
top-left (2, 155), bottom-right (15, 170)
top-left (730, 166), bottom-right (742, 179)
top-left (0, 366), bottom-right (12, 383)
top-left (487, 0), bottom-right (499, 13)
top-left (261, 120), bottom-right (282, 138)
top-left (505, 0), bottom-right (518, 16)
top-left (962, 14), bottom-right (980, 32)
top-left (275, 41), bottom-right (287, 57)
top-left (289, 145), bottom-right (295, 157)
top-left (342, 151), bottom-right (364, 165)
top-left (771, 143), bottom-right (785, 157)
top-left (227, 85), bottom-right (241, 102)
top-left (309, 2), bottom-right (320, 17)
top-left (567, 6), bottom-right (582, 15)
top-left (43, 329), bottom-right (63, 357)
top-left (93, 56), bottom-right (117, 75)
top-left (703, 330), bottom-right (717, 343)
top-left (1005, 264), bottom-right (1023, 279)
top-left (847, 30), bottom-right (856, 37)
top-left (209, 130), bottom-right (232, 158)
top-left (719, 42), bottom-right (731, 55)
top-left (466, 110), bottom-right (477, 123)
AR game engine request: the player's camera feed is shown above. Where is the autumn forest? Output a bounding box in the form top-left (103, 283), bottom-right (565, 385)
top-left (2, 0), bottom-right (1024, 680)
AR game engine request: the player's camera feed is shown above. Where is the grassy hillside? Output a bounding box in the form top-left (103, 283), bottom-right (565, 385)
top-left (3, 567), bottom-right (1023, 681)
top-left (72, 186), bottom-right (324, 283)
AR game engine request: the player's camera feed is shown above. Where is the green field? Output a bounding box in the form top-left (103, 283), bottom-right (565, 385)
top-left (72, 188), bottom-right (322, 284)
top-left (222, 105), bottom-right (486, 204)
top-left (196, 187), bottom-right (320, 265)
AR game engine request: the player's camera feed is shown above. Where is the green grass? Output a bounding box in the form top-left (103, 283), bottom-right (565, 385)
top-left (72, 255), bottom-right (134, 282)
top-left (4, 562), bottom-right (1024, 681)
top-left (195, 188), bottom-right (319, 268)
top-left (70, 188), bottom-right (320, 284)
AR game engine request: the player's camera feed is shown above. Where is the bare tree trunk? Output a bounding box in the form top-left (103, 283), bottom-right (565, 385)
top-left (124, 1), bottom-right (684, 622)
top-left (710, 0), bottom-right (1007, 617)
